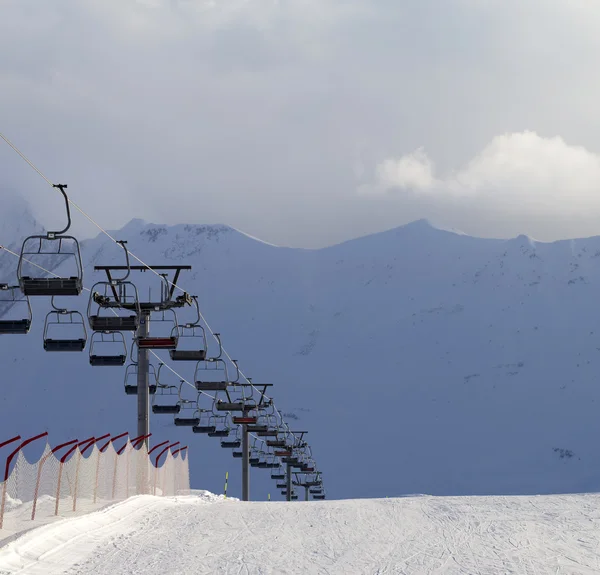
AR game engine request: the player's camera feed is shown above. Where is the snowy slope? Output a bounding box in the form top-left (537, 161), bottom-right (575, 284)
top-left (3, 203), bottom-right (600, 500)
top-left (2, 491), bottom-right (600, 574)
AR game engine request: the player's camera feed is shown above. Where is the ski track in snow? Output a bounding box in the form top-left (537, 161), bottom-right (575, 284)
top-left (1, 492), bottom-right (600, 574)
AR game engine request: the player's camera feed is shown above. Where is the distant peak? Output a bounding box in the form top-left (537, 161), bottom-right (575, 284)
top-left (400, 218), bottom-right (437, 231)
top-left (508, 233), bottom-right (538, 248)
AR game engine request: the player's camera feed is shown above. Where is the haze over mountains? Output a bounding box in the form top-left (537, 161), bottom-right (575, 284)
top-left (2, 196), bottom-right (600, 500)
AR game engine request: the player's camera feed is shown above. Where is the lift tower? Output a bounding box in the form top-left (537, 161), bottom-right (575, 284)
top-left (94, 264), bottom-right (192, 449)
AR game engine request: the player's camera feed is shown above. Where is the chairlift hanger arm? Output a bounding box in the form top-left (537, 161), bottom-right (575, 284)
top-left (49, 184), bottom-right (71, 237)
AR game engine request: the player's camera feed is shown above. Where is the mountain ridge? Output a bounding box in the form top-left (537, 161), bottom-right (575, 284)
top-left (3, 202), bottom-right (600, 499)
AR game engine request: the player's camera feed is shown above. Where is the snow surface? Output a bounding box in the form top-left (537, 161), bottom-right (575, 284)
top-left (1, 491), bottom-right (600, 574)
top-left (4, 207), bottom-right (600, 500)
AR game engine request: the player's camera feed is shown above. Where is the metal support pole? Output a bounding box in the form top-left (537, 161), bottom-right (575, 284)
top-left (305, 485), bottom-right (309, 502)
top-left (286, 462), bottom-right (292, 502)
top-left (137, 311), bottom-right (150, 493)
top-left (242, 424), bottom-right (249, 501)
top-left (137, 311), bottom-right (150, 445)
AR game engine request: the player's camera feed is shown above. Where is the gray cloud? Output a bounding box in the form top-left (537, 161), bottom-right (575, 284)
top-left (2, 0), bottom-right (600, 247)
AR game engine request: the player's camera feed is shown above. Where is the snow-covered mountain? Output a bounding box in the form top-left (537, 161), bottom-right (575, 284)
top-left (2, 201), bottom-right (600, 500)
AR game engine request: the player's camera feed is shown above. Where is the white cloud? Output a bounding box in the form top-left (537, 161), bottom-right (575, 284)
top-left (3, 1), bottom-right (600, 246)
top-left (373, 147), bottom-right (437, 193)
top-left (366, 132), bottom-right (600, 217)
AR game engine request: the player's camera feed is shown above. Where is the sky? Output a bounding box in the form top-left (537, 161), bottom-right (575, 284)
top-left (2, 0), bottom-right (600, 248)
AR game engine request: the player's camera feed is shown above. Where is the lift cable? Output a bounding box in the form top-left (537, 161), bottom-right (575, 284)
top-left (0, 132), bottom-right (309, 447)
top-left (0, 243), bottom-right (293, 451)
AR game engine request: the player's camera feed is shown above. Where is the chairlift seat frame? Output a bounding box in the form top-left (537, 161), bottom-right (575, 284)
top-left (195, 381), bottom-right (229, 391)
top-left (137, 336), bottom-right (178, 349)
top-left (174, 417), bottom-right (200, 427)
top-left (170, 349), bottom-right (207, 362)
top-left (152, 404), bottom-right (181, 414)
top-left (232, 416), bottom-right (258, 425)
top-left (208, 429), bottom-right (230, 438)
top-left (125, 384), bottom-right (157, 395)
top-left (221, 440), bottom-right (241, 448)
top-left (192, 425), bottom-right (217, 434)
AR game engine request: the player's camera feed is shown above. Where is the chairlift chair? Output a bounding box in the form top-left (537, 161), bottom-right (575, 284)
top-left (192, 411), bottom-right (217, 434)
top-left (0, 284), bottom-right (32, 334)
top-left (170, 297), bottom-right (208, 361)
top-left (124, 363), bottom-right (158, 395)
top-left (18, 184), bottom-right (84, 297)
top-left (136, 308), bottom-right (179, 349)
top-left (88, 240), bottom-right (140, 331)
top-left (43, 300), bottom-right (87, 352)
top-left (150, 375), bottom-right (180, 411)
top-left (174, 397), bottom-right (200, 427)
top-left (232, 450), bottom-right (243, 458)
top-left (249, 457), bottom-right (260, 467)
top-left (194, 356), bottom-right (230, 391)
top-left (271, 471), bottom-right (286, 480)
top-left (313, 494), bottom-right (326, 500)
top-left (89, 330), bottom-right (128, 366)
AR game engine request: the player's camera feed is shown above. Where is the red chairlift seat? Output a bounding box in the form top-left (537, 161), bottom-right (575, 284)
top-left (137, 336), bottom-right (178, 349)
top-left (232, 416), bottom-right (257, 425)
top-left (274, 450), bottom-right (292, 457)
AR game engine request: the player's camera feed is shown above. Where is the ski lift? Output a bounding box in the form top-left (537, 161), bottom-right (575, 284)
top-left (174, 394), bottom-right (200, 426)
top-left (43, 298), bottom-right (87, 352)
top-left (124, 363), bottom-right (158, 394)
top-left (276, 482), bottom-right (287, 489)
top-left (194, 349), bottom-right (231, 391)
top-left (88, 242), bottom-right (140, 331)
top-left (271, 468), bottom-right (286, 480)
top-left (137, 308), bottom-right (179, 349)
top-left (0, 284), bottom-right (32, 334)
top-left (313, 494), bottom-right (326, 500)
top-left (169, 296), bottom-right (207, 361)
top-left (291, 494), bottom-right (299, 500)
top-left (18, 184), bottom-right (83, 296)
top-left (89, 331), bottom-right (127, 366)
top-left (192, 411), bottom-right (217, 434)
top-left (232, 450), bottom-right (243, 458)
top-left (309, 488), bottom-right (323, 495)
top-left (149, 372), bottom-right (180, 411)
top-left (208, 415), bottom-right (230, 437)
top-left (249, 456), bottom-right (260, 467)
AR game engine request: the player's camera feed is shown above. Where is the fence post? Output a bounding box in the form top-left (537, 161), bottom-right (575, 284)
top-left (32, 439), bottom-right (77, 521)
top-left (56, 436), bottom-right (93, 516)
top-left (1, 433), bottom-right (48, 529)
top-left (128, 434), bottom-right (150, 498)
